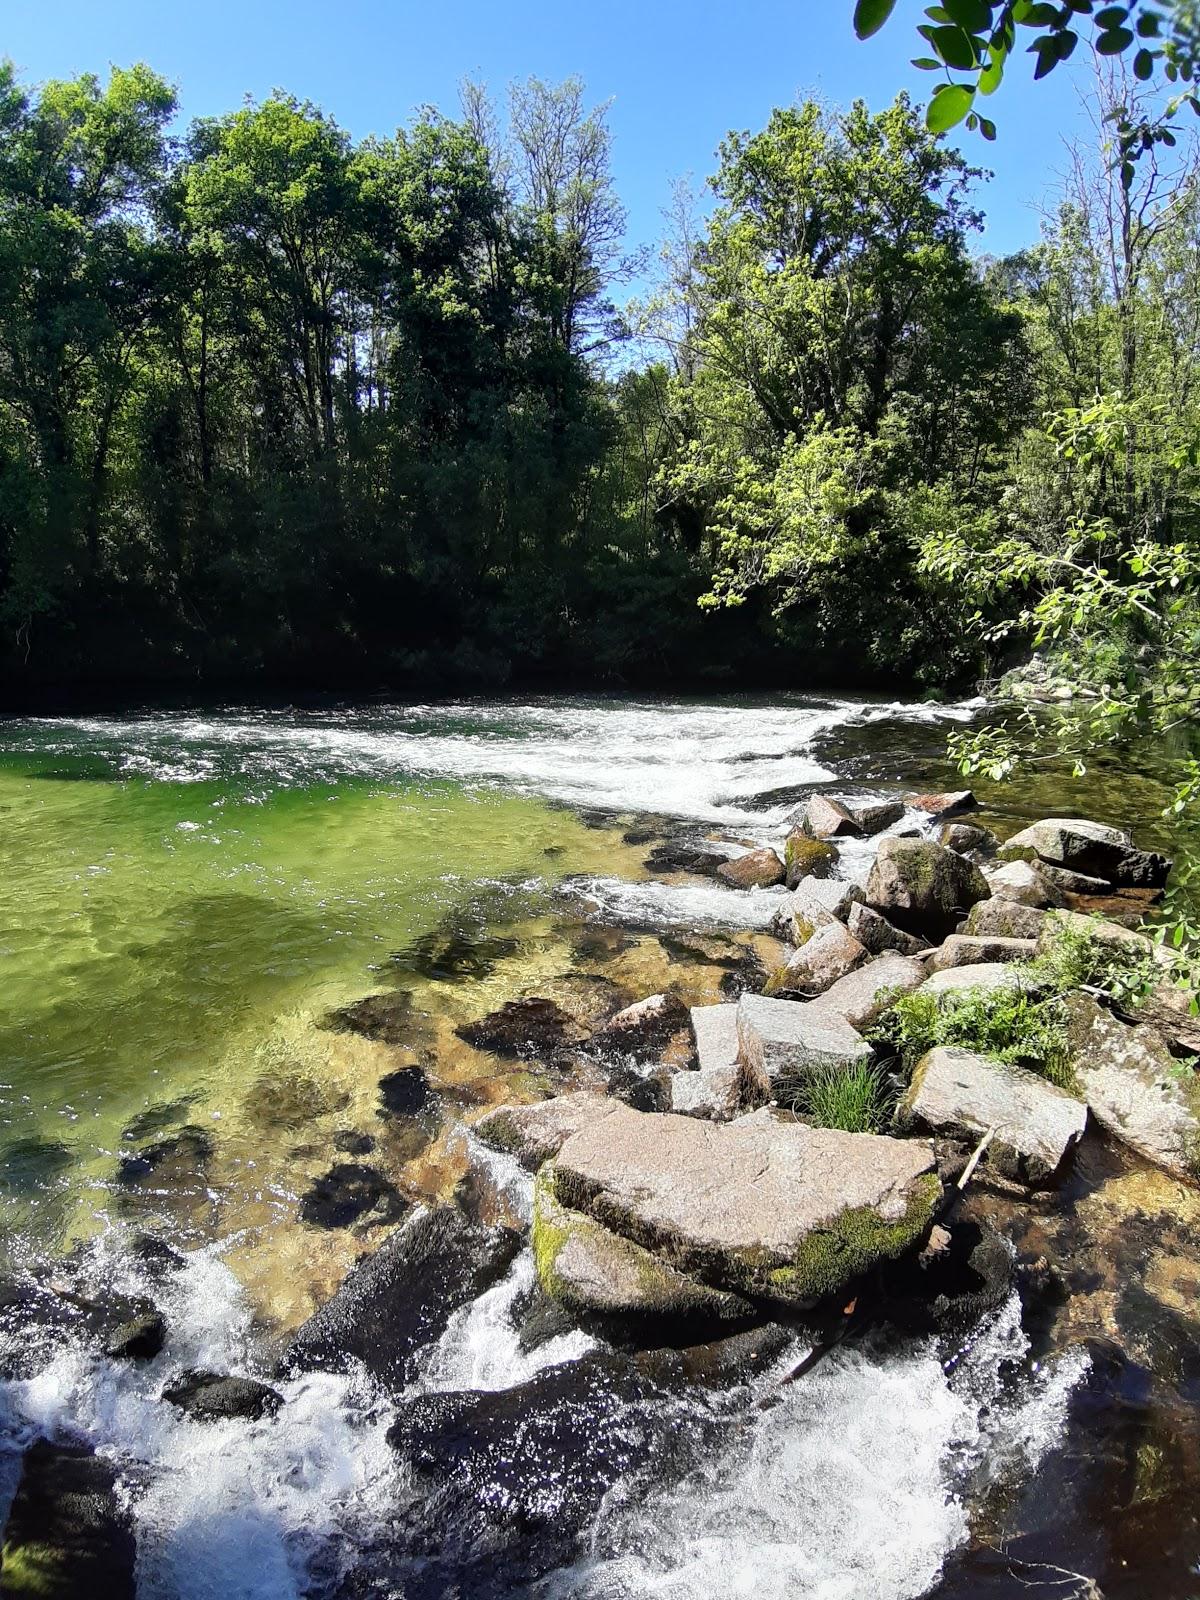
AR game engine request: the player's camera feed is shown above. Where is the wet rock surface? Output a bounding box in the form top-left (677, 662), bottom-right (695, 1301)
top-left (0, 1439), bottom-right (137, 1600)
top-left (298, 1162), bottom-right (408, 1230)
top-left (280, 1205), bottom-right (523, 1394)
top-left (161, 1369), bottom-right (283, 1421)
top-left (456, 997), bottom-right (587, 1058)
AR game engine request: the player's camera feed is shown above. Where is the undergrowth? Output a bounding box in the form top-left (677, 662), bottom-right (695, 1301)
top-left (870, 986), bottom-right (1077, 1091)
top-left (792, 1060), bottom-right (895, 1134)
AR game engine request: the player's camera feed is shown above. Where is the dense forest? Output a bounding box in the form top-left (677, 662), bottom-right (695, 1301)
top-left (2, 55), bottom-right (1199, 703)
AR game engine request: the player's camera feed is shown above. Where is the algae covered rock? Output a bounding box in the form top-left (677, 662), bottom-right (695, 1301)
top-left (541, 1102), bottom-right (941, 1311)
top-left (899, 1046), bottom-right (1087, 1187)
top-left (866, 836), bottom-right (990, 942)
top-left (532, 1171), bottom-right (757, 1335)
top-left (784, 833), bottom-right (837, 889)
top-left (791, 877), bottom-right (865, 942)
top-left (0, 1440), bottom-right (136, 1600)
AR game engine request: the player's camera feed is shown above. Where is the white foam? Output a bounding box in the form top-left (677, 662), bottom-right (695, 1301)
top-left (561, 875), bottom-right (789, 932)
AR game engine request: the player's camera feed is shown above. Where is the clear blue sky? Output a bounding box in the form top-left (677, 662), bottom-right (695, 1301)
top-left (6, 0), bottom-right (1094, 271)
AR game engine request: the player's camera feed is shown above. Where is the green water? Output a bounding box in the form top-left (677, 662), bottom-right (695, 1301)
top-left (0, 746), bottom-right (631, 1253)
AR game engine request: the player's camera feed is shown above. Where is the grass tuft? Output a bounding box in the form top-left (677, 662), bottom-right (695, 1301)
top-left (793, 1060), bottom-right (895, 1133)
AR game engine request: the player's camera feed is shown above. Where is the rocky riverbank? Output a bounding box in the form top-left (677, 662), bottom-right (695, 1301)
top-left (3, 780), bottom-right (1200, 1598)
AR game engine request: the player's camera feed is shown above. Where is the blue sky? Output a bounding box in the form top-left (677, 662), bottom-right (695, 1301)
top-left (7, 0), bottom-right (1094, 272)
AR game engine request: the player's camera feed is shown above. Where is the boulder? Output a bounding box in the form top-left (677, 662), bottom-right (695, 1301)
top-left (474, 1092), bottom-right (621, 1172)
top-left (962, 897), bottom-right (1048, 941)
top-left (783, 833), bottom-right (838, 889)
top-left (768, 922), bottom-right (866, 998)
top-left (103, 1309), bottom-right (166, 1362)
top-left (1036, 908), bottom-right (1172, 968)
top-left (809, 954), bottom-right (926, 1030)
top-left (847, 902), bottom-right (930, 957)
top-left (645, 840), bottom-right (728, 878)
top-left (0, 1440), bottom-right (136, 1600)
top-left (927, 934), bottom-right (1037, 971)
top-left (791, 877), bottom-right (865, 941)
top-left (919, 963), bottom-right (1032, 1002)
top-left (1066, 994), bottom-right (1200, 1180)
top-left (605, 1062), bottom-right (673, 1112)
top-left (865, 837), bottom-right (990, 942)
top-left (797, 795), bottom-right (862, 839)
top-left (938, 821), bottom-right (999, 858)
top-left (904, 790), bottom-right (977, 818)
top-left (1135, 980), bottom-right (1200, 1056)
top-left (1035, 862), bottom-right (1114, 896)
top-left (545, 1103), bottom-right (940, 1310)
top-left (588, 992), bottom-right (689, 1055)
top-left (161, 1370), bottom-right (283, 1422)
top-left (984, 860), bottom-right (1066, 909)
top-left (456, 998), bottom-right (587, 1058)
top-left (279, 1205), bottom-right (522, 1394)
top-left (998, 817), bottom-right (1171, 889)
top-left (532, 1174), bottom-right (758, 1337)
top-left (736, 993), bottom-right (874, 1102)
top-left (881, 1220), bottom-right (1014, 1338)
top-left (717, 848), bottom-right (786, 889)
top-left (899, 1047), bottom-right (1087, 1187)
top-left (321, 990), bottom-right (417, 1046)
top-left (670, 1004), bottom-right (764, 1121)
top-left (850, 798), bottom-right (906, 835)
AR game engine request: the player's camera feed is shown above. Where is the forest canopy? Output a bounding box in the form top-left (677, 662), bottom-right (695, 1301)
top-left (1, 56), bottom-right (1198, 709)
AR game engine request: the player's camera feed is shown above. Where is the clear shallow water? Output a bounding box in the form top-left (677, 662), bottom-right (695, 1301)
top-left (0, 692), bottom-right (1189, 1600)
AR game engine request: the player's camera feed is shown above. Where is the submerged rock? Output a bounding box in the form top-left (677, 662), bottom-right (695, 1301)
top-left (847, 901), bottom-right (930, 957)
top-left (866, 837), bottom-right (990, 942)
top-left (161, 1369), bottom-right (283, 1422)
top-left (298, 1162), bottom-right (408, 1231)
top-left (456, 997), bottom-right (587, 1058)
top-left (899, 1046), bottom-right (1087, 1187)
top-left (882, 1219), bottom-right (1014, 1337)
top-left (322, 990), bottom-right (418, 1047)
top-left (280, 1205), bottom-right (522, 1394)
top-left (644, 840), bottom-right (728, 878)
top-left (543, 1102), bottom-right (940, 1311)
top-left (1066, 994), bottom-right (1200, 1180)
top-left (588, 992), bottom-right (689, 1056)
top-left (0, 1439), bottom-right (136, 1600)
top-left (475, 1091), bottom-right (621, 1172)
top-left (377, 1064), bottom-right (430, 1118)
top-left (736, 992), bottom-right (874, 1103)
top-left (999, 817), bottom-right (1171, 889)
top-left (717, 848), bottom-right (786, 889)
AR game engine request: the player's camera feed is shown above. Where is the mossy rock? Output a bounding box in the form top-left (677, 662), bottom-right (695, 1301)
top-left (762, 1173), bottom-right (942, 1304)
top-left (532, 1169), bottom-right (756, 1333)
top-left (785, 834), bottom-right (837, 889)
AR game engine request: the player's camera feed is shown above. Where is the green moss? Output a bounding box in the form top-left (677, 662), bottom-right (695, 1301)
top-left (0, 1541), bottom-right (67, 1596)
top-left (762, 964), bottom-right (793, 997)
top-left (764, 1173), bottom-right (941, 1304)
top-left (785, 835), bottom-right (836, 879)
top-left (792, 914), bottom-right (820, 943)
top-left (531, 1165), bottom-right (572, 1297)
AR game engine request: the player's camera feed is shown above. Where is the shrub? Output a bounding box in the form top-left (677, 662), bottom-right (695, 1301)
top-left (870, 986), bottom-right (1076, 1091)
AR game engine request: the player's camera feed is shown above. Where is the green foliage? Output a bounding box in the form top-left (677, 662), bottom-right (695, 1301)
top-left (791, 1060), bottom-right (896, 1132)
top-left (871, 985), bottom-right (1077, 1089)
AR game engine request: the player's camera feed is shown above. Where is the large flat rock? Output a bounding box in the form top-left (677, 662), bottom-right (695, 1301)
top-left (1066, 993), bottom-right (1200, 1180)
top-left (736, 993), bottom-right (873, 1102)
top-left (900, 1046), bottom-right (1086, 1186)
top-left (999, 817), bottom-right (1171, 889)
top-left (546, 1102), bottom-right (940, 1309)
top-left (671, 1005), bottom-right (764, 1120)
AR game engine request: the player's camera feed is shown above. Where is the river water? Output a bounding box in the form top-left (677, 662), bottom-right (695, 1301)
top-left (0, 693), bottom-right (1196, 1599)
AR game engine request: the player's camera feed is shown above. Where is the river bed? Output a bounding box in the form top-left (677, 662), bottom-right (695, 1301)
top-left (0, 693), bottom-right (1197, 1600)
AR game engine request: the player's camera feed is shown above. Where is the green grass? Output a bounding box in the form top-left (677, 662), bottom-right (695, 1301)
top-left (793, 1060), bottom-right (896, 1133)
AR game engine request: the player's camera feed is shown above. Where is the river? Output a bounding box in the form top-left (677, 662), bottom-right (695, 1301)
top-left (0, 693), bottom-right (1196, 1599)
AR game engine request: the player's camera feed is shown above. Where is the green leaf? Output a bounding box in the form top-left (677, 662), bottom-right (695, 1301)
top-left (926, 82), bottom-right (976, 130)
top-left (1136, 10), bottom-right (1161, 36)
top-left (1094, 4), bottom-right (1129, 24)
top-left (853, 0), bottom-right (899, 39)
top-left (979, 114), bottom-right (997, 139)
top-left (943, 0), bottom-right (993, 30)
top-left (1096, 24), bottom-right (1135, 53)
top-left (911, 56), bottom-right (944, 68)
top-left (1030, 35), bottom-right (1062, 77)
top-left (1019, 3), bottom-right (1061, 24)
top-left (1133, 46), bottom-right (1155, 79)
top-left (930, 24), bottom-right (981, 67)
top-left (979, 50), bottom-right (1005, 93)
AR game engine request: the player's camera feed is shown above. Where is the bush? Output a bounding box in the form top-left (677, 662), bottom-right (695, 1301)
top-left (870, 986), bottom-right (1076, 1091)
